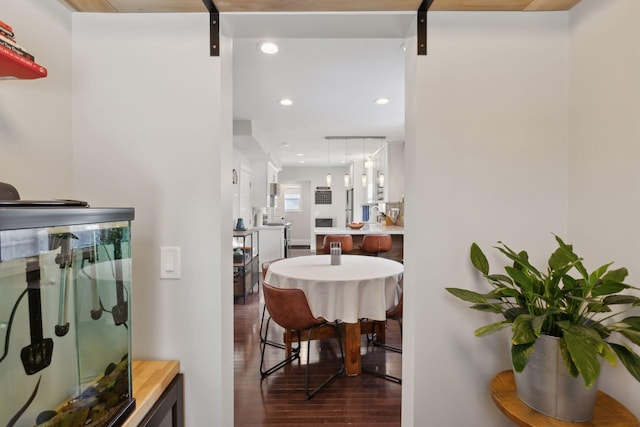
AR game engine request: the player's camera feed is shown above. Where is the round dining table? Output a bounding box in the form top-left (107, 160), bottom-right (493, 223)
top-left (264, 254), bottom-right (403, 375)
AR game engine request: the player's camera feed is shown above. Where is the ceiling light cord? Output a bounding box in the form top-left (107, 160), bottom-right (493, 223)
top-left (361, 138), bottom-right (367, 187)
top-left (344, 139), bottom-right (350, 187)
top-left (326, 140), bottom-right (332, 187)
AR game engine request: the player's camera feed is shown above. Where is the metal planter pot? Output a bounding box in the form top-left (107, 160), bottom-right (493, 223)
top-left (513, 334), bottom-right (600, 422)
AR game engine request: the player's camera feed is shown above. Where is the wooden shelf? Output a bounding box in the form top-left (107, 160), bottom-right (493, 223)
top-left (58, 0), bottom-right (583, 13)
top-left (233, 229), bottom-right (259, 304)
top-left (123, 360), bottom-right (181, 427)
top-left (490, 370), bottom-right (640, 427)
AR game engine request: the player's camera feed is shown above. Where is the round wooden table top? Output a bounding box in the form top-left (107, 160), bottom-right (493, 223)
top-left (490, 370), bottom-right (640, 427)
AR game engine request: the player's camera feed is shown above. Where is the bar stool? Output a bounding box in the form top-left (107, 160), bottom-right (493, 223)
top-left (360, 234), bottom-right (392, 256)
top-left (322, 235), bottom-right (353, 254)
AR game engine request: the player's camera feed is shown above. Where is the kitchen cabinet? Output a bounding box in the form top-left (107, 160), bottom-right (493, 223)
top-left (367, 141), bottom-right (404, 204)
top-left (250, 160), bottom-right (279, 211)
top-left (233, 229), bottom-right (259, 304)
top-left (366, 143), bottom-right (388, 203)
top-left (259, 227), bottom-right (285, 264)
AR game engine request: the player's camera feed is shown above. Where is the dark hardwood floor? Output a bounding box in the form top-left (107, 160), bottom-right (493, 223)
top-left (234, 277), bottom-right (402, 426)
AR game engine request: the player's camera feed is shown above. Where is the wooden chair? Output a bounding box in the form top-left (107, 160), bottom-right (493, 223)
top-left (260, 283), bottom-right (344, 399)
top-left (363, 275), bottom-right (403, 384)
top-left (321, 235), bottom-right (353, 254)
top-left (360, 234), bottom-right (392, 256)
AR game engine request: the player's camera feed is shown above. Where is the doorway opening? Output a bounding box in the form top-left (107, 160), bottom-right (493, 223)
top-left (225, 12), bottom-right (411, 425)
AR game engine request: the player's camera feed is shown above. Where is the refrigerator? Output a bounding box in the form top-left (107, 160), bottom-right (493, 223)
top-left (345, 188), bottom-right (354, 225)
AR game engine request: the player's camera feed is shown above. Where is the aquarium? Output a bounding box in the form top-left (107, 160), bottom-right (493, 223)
top-left (0, 203), bottom-right (135, 427)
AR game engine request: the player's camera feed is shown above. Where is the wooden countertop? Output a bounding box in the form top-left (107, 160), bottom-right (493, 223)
top-left (314, 225), bottom-right (404, 235)
top-left (490, 370), bottom-right (640, 426)
top-left (122, 360), bottom-right (180, 427)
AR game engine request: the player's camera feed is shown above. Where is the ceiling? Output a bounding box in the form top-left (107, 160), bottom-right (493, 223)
top-left (229, 14), bottom-right (409, 167)
top-left (59, 0), bottom-right (583, 167)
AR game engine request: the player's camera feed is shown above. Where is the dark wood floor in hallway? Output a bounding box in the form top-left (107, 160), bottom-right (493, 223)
top-left (234, 287), bottom-right (402, 426)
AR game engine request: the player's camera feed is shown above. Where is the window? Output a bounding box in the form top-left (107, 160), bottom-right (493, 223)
top-left (283, 185), bottom-right (302, 212)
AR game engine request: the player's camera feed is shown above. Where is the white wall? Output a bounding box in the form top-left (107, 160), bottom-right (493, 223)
top-left (279, 165), bottom-right (348, 228)
top-left (4, 2), bottom-right (638, 426)
top-left (0, 0), bottom-right (72, 199)
top-left (71, 13), bottom-right (233, 426)
top-left (405, 11), bottom-right (570, 426)
top-left (568, 0), bottom-right (640, 416)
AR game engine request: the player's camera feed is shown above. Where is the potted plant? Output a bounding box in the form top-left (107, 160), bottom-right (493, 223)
top-left (446, 235), bottom-right (640, 421)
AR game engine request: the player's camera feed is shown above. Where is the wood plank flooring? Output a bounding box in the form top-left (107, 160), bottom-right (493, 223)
top-left (234, 275), bottom-right (402, 426)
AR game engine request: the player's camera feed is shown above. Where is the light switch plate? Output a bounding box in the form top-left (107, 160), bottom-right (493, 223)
top-left (160, 247), bottom-right (181, 279)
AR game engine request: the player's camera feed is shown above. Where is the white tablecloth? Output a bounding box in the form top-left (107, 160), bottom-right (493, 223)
top-left (264, 255), bottom-right (403, 323)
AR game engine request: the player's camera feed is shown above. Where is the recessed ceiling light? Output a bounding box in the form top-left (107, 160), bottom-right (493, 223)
top-left (299, 160), bottom-right (305, 164)
top-left (374, 98), bottom-right (390, 105)
top-left (281, 142), bottom-right (291, 148)
top-left (258, 42), bottom-right (279, 55)
top-left (279, 98), bottom-right (293, 106)
top-left (296, 153), bottom-right (304, 157)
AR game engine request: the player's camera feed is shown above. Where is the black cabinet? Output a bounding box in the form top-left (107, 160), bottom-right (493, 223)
top-left (138, 374), bottom-right (184, 427)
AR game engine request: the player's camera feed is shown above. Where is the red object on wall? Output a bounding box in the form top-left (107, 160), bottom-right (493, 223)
top-left (0, 44), bottom-right (47, 79)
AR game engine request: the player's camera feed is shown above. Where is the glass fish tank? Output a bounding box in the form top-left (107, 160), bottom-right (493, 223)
top-left (0, 201), bottom-right (135, 427)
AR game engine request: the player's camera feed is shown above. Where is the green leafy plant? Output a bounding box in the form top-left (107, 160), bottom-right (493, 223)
top-left (446, 235), bottom-right (640, 388)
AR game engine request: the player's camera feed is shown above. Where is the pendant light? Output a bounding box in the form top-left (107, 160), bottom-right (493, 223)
top-left (361, 138), bottom-right (367, 187)
top-left (326, 139), bottom-right (332, 187)
top-left (343, 139), bottom-right (350, 187)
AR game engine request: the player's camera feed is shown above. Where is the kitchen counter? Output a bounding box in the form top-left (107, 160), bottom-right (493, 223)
top-left (313, 224), bottom-right (404, 235)
top-left (314, 225), bottom-right (404, 262)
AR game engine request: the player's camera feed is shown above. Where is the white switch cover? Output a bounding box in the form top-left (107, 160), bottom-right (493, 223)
top-left (160, 247), bottom-right (181, 279)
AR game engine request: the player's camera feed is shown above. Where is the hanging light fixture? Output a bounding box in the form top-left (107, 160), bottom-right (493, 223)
top-left (326, 139), bottom-right (332, 187)
top-left (343, 139), bottom-right (350, 187)
top-left (361, 138), bottom-right (367, 187)
top-left (365, 157), bottom-right (373, 169)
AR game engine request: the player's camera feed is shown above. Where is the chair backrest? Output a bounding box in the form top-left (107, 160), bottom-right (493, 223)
top-left (262, 283), bottom-right (326, 331)
top-left (322, 235), bottom-right (353, 254)
top-left (360, 234), bottom-right (393, 254)
top-left (262, 259), bottom-right (284, 280)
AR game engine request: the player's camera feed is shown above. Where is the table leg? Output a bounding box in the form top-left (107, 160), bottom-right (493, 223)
top-left (343, 322), bottom-right (361, 376)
